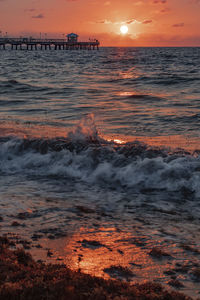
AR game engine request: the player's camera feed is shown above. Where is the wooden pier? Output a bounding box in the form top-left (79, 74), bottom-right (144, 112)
top-left (0, 37), bottom-right (100, 51)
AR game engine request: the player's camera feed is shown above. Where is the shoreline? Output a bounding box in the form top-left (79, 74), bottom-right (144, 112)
top-left (0, 235), bottom-right (193, 300)
top-left (1, 217), bottom-right (200, 299)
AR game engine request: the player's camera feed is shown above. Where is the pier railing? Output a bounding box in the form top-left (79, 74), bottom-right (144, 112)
top-left (0, 38), bottom-right (100, 50)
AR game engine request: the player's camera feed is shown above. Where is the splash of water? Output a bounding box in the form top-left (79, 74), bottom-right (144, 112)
top-left (67, 114), bottom-right (100, 143)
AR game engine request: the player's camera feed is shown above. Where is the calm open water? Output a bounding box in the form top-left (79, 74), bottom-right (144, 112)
top-left (0, 47), bottom-right (200, 297)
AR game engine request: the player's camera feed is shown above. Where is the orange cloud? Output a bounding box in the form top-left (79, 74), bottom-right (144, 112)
top-left (172, 23), bottom-right (184, 27)
top-left (32, 14), bottom-right (44, 19)
top-left (142, 20), bottom-right (153, 24)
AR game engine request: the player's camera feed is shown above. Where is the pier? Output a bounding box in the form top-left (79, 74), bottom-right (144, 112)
top-left (0, 33), bottom-right (100, 51)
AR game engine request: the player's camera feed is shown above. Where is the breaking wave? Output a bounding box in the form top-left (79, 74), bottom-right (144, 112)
top-left (0, 115), bottom-right (200, 197)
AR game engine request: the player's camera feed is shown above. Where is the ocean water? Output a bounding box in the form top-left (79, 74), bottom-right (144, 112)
top-left (0, 47), bottom-right (200, 296)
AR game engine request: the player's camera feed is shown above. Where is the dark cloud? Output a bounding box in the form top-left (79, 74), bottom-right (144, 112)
top-left (25, 8), bottom-right (36, 12)
top-left (94, 19), bottom-right (139, 25)
top-left (95, 19), bottom-right (111, 24)
top-left (160, 7), bottom-right (171, 13)
top-left (142, 20), bottom-right (153, 24)
top-left (172, 23), bottom-right (184, 27)
top-left (126, 19), bottom-right (137, 24)
top-left (153, 0), bottom-right (167, 3)
top-left (32, 14), bottom-right (44, 19)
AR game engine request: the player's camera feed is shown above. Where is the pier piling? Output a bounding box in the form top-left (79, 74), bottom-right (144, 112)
top-left (0, 37), bottom-right (100, 51)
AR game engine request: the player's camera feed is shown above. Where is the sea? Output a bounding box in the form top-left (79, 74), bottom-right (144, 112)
top-left (0, 47), bottom-right (200, 297)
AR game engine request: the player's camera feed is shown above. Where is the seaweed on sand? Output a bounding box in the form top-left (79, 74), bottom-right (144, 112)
top-left (0, 236), bottom-right (192, 300)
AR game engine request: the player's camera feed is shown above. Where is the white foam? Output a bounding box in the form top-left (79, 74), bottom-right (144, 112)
top-left (1, 135), bottom-right (200, 197)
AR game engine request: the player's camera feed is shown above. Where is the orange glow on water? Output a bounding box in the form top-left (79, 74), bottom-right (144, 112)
top-left (59, 227), bottom-right (168, 281)
top-left (113, 139), bottom-right (125, 144)
top-left (1, 120), bottom-right (200, 152)
top-left (0, 120), bottom-right (68, 139)
top-left (105, 134), bottom-right (200, 152)
top-left (117, 91), bottom-right (136, 97)
top-left (38, 226), bottom-right (183, 286)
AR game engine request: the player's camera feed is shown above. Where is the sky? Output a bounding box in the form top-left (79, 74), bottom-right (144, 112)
top-left (0, 0), bottom-right (200, 46)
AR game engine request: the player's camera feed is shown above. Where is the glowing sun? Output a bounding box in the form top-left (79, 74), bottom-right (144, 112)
top-left (120, 25), bottom-right (128, 34)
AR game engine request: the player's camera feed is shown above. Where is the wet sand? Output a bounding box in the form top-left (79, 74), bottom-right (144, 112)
top-left (1, 204), bottom-right (200, 299)
top-left (0, 235), bottom-right (194, 300)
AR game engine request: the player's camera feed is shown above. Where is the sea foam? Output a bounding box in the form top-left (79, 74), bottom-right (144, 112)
top-left (0, 116), bottom-right (200, 197)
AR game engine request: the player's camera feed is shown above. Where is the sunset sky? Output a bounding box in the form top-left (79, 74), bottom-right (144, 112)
top-left (0, 0), bottom-right (199, 46)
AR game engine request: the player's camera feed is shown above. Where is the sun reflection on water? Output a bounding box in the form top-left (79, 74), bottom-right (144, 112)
top-left (54, 227), bottom-right (173, 283)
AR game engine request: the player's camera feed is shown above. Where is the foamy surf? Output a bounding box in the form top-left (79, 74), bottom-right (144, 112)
top-left (0, 116), bottom-right (200, 199)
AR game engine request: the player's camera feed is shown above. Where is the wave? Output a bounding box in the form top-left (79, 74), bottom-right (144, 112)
top-left (0, 79), bottom-right (78, 98)
top-left (150, 75), bottom-right (199, 86)
top-left (0, 115), bottom-right (200, 197)
top-left (121, 93), bottom-right (164, 103)
top-left (0, 79), bottom-right (51, 94)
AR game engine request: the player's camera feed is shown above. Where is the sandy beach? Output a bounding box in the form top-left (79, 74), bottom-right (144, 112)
top-left (0, 235), bottom-right (196, 300)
